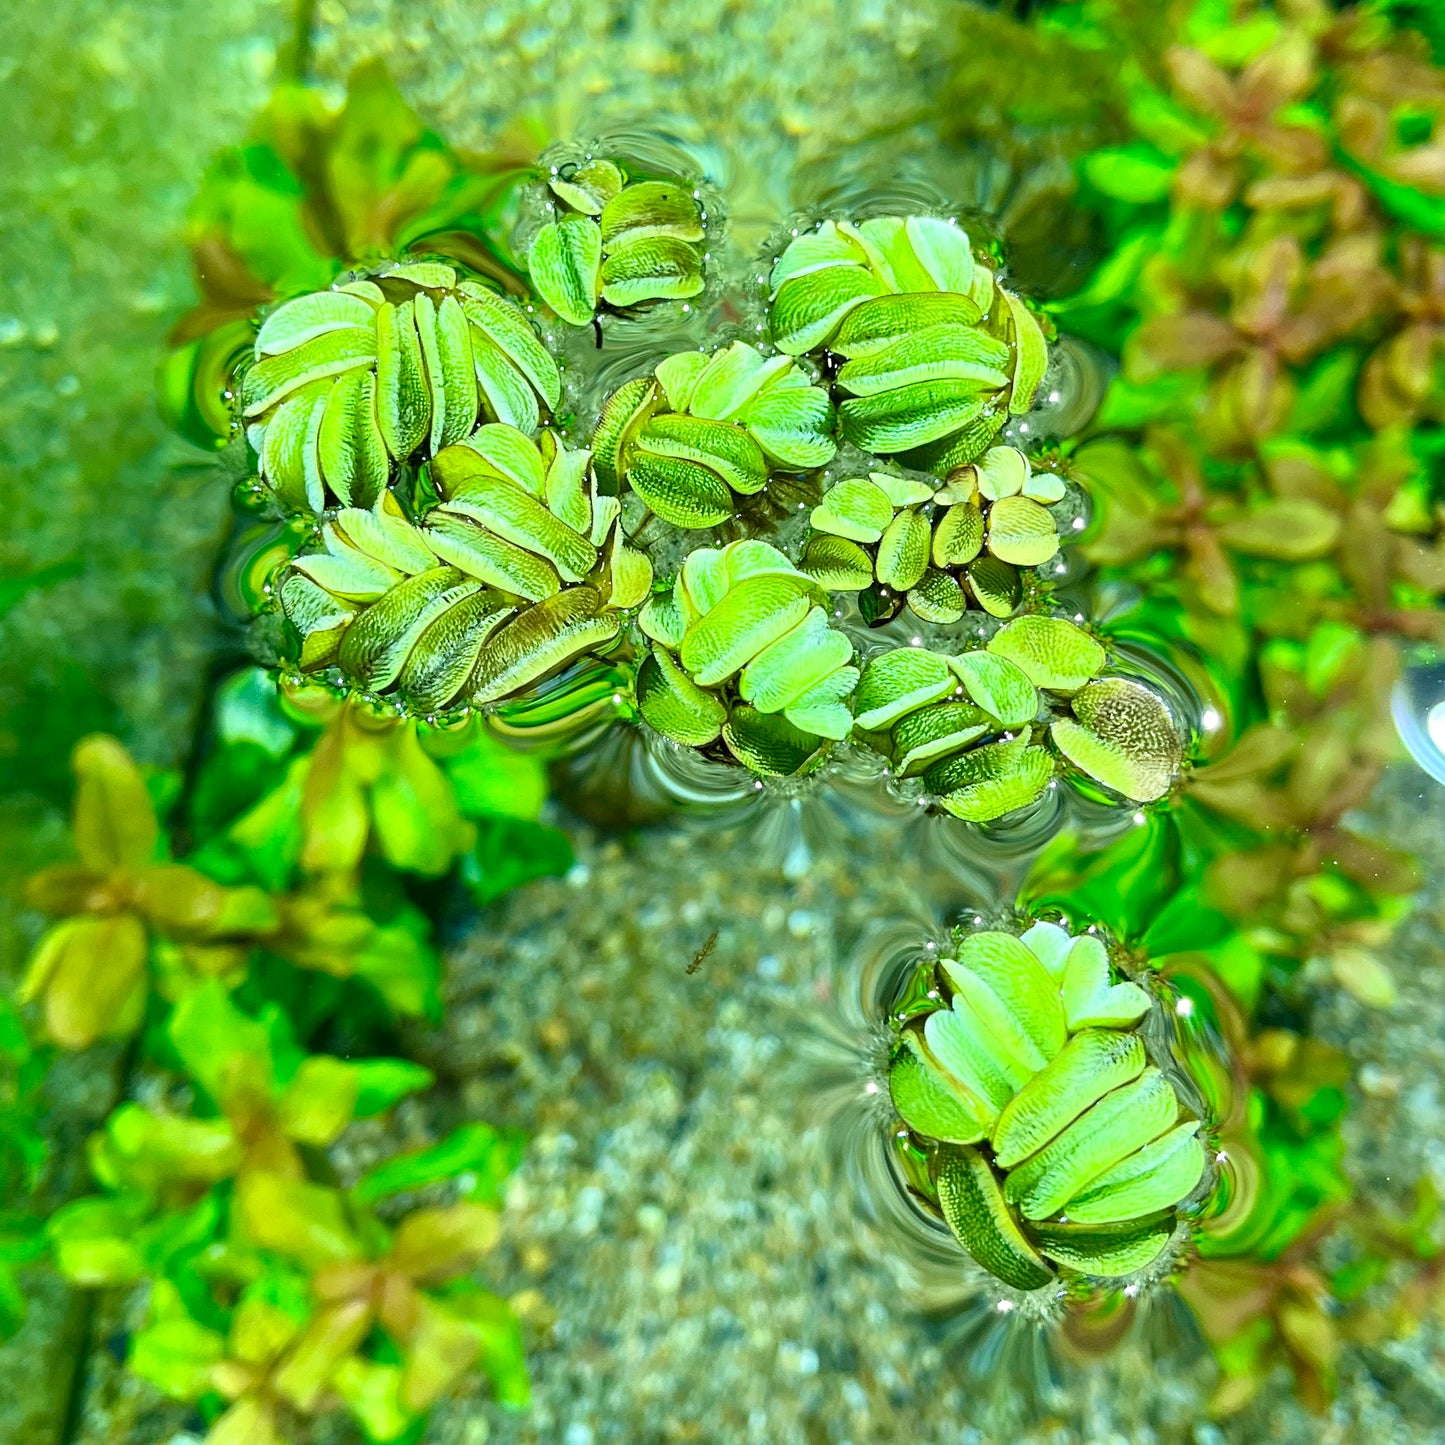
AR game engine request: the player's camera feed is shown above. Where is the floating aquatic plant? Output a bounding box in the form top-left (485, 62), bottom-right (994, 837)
top-left (279, 427), bottom-right (650, 714)
top-left (244, 261), bottom-right (561, 514)
top-left (802, 445), bottom-right (1068, 623)
top-left (637, 539), bottom-right (858, 773)
top-left (527, 157), bottom-right (708, 324)
top-left (853, 616), bottom-right (1183, 816)
top-left (887, 921), bottom-right (1208, 1289)
top-left (593, 340), bottom-right (836, 528)
top-left (767, 215), bottom-right (1049, 468)
top-left (162, 60), bottom-right (535, 451)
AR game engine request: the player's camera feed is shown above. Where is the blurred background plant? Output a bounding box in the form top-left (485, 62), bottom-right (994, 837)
top-left (963, 0), bottom-right (1445, 1414)
top-left (1, 61), bottom-right (568, 1445)
top-left (5, 711), bottom-right (547, 1445)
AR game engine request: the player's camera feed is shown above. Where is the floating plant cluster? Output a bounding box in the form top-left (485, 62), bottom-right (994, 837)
top-left (888, 923), bottom-right (1208, 1289)
top-left (528, 160), bottom-right (710, 324)
top-left (10, 0), bottom-right (1445, 1437)
top-left (229, 189), bottom-right (1189, 824)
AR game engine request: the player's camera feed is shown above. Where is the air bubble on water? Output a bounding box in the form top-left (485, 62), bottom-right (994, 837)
top-left (1393, 662), bottom-right (1445, 786)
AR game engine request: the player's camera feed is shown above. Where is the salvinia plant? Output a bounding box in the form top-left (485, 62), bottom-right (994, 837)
top-left (886, 920), bottom-right (1209, 1290)
top-left (225, 198), bottom-right (1189, 816)
top-left (525, 156), bottom-right (711, 326)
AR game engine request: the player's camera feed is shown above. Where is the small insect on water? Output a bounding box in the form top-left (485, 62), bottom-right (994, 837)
top-left (687, 929), bottom-right (720, 975)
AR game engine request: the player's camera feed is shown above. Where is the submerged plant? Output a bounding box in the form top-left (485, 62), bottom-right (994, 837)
top-left (20, 737), bottom-right (277, 1047)
top-left (16, 729), bottom-right (536, 1436)
top-left (527, 157), bottom-right (709, 324)
top-left (887, 921), bottom-right (1208, 1288)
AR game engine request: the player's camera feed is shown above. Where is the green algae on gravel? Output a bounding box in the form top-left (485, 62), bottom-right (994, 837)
top-left (0, 3), bottom-right (286, 1438)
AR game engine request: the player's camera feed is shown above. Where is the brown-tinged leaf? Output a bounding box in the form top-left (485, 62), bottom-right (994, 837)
top-left (391, 1204), bottom-right (503, 1281)
top-left (400, 1296), bottom-right (484, 1412)
top-left (31, 913), bottom-right (148, 1049)
top-left (233, 1172), bottom-right (363, 1271)
top-left (273, 1300), bottom-right (374, 1413)
top-left (72, 735), bottom-right (160, 871)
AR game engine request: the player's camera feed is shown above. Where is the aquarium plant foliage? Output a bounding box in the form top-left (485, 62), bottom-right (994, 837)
top-left (6, 0), bottom-right (1445, 1436)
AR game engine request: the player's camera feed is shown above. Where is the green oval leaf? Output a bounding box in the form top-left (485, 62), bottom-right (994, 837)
top-left (1051, 678), bottom-right (1181, 802)
top-left (986, 616), bottom-right (1107, 693)
top-left (934, 1145), bottom-right (1055, 1291)
top-left (529, 217), bottom-right (602, 326)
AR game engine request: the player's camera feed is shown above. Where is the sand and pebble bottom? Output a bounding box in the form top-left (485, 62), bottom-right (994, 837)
top-left (418, 771), bottom-right (1445, 1445)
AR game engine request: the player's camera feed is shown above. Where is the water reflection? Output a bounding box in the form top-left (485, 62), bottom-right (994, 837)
top-left (1392, 661), bottom-right (1445, 786)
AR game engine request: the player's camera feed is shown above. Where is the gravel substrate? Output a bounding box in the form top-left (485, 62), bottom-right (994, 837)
top-left (400, 769), bottom-right (1445, 1445)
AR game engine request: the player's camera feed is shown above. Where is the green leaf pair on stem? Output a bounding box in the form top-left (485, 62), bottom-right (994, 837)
top-left (528, 158), bottom-right (708, 325)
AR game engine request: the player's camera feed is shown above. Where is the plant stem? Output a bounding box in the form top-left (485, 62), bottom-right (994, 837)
top-left (280, 0), bottom-right (318, 83)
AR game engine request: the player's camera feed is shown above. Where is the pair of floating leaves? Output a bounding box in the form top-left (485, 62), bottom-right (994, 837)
top-left (281, 433), bottom-right (649, 713)
top-left (594, 342), bottom-right (836, 529)
top-left (769, 217), bottom-right (989, 353)
top-left (888, 924), bottom-right (1206, 1288)
top-left (987, 619), bottom-right (1182, 802)
top-left (242, 261), bottom-right (561, 514)
top-left (853, 645), bottom-right (1051, 820)
top-left (801, 447), bottom-right (1065, 622)
top-left (767, 216), bottom-right (1050, 464)
top-left (528, 159), bottom-right (707, 325)
top-left (429, 425), bottom-right (651, 610)
top-left (637, 540), bottom-right (858, 772)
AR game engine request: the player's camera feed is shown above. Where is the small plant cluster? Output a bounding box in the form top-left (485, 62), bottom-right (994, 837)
top-left (872, 896), bottom-right (1390, 1380)
top-left (887, 921), bottom-right (1208, 1290)
top-left (527, 158), bottom-right (710, 325)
